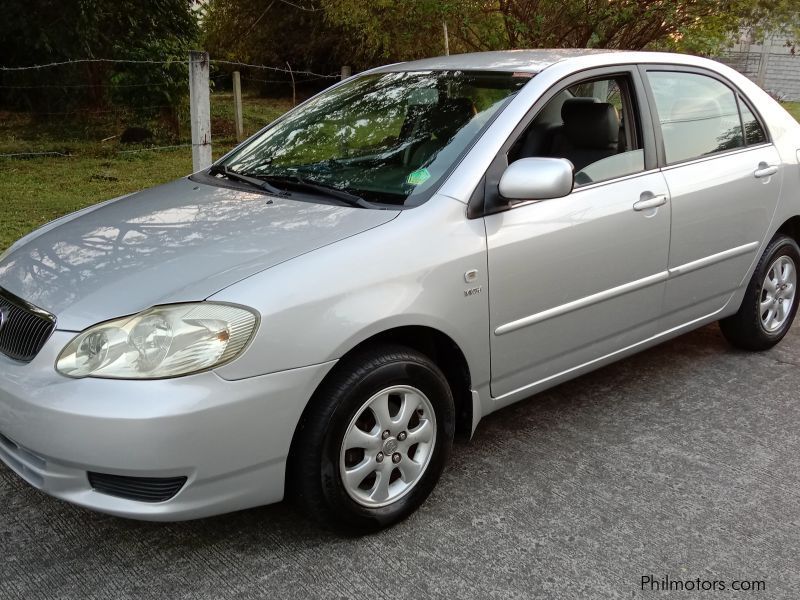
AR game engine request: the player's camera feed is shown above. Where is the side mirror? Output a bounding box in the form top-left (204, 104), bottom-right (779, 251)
top-left (498, 157), bottom-right (574, 201)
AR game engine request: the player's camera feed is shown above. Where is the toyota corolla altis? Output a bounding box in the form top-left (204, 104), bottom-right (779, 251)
top-left (1, 50), bottom-right (799, 532)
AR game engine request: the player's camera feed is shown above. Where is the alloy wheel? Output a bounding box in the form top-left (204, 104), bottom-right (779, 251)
top-left (339, 385), bottom-right (436, 508)
top-left (760, 255), bottom-right (797, 332)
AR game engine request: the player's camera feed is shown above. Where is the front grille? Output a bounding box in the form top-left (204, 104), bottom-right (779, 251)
top-left (87, 472), bottom-right (187, 503)
top-left (0, 287), bottom-right (56, 362)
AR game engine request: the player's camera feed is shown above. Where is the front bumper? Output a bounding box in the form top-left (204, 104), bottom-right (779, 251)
top-left (0, 331), bottom-right (335, 521)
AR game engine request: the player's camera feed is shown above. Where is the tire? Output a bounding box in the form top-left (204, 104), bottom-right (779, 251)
top-left (288, 344), bottom-right (455, 533)
top-left (719, 234), bottom-right (800, 351)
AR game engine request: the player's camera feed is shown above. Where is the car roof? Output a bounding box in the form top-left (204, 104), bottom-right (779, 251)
top-left (371, 49), bottom-right (725, 75)
top-left (374, 49), bottom-right (623, 74)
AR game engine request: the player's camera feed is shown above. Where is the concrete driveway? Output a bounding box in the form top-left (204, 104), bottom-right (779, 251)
top-left (1, 323), bottom-right (798, 599)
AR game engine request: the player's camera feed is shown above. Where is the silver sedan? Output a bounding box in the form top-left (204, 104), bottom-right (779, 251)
top-left (1, 49), bottom-right (799, 532)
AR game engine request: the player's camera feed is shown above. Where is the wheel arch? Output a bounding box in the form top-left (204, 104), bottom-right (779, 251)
top-left (313, 324), bottom-right (472, 436)
top-left (775, 215), bottom-right (800, 246)
top-left (285, 325), bottom-right (474, 493)
top-left (347, 326), bottom-right (474, 439)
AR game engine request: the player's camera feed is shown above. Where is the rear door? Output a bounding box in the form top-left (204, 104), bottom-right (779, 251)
top-left (642, 68), bottom-right (783, 328)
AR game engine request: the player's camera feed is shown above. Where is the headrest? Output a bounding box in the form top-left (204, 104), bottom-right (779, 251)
top-left (429, 97), bottom-right (476, 140)
top-left (560, 97), bottom-right (600, 120)
top-left (562, 101), bottom-right (619, 149)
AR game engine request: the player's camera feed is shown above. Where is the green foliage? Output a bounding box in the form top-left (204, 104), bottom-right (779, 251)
top-left (319, 0), bottom-right (800, 60)
top-left (739, 0), bottom-right (800, 47)
top-left (319, 0), bottom-right (457, 61)
top-left (0, 0), bottom-right (198, 113)
top-left (203, 0), bottom-right (349, 71)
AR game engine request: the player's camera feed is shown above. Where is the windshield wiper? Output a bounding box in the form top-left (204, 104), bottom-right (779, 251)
top-left (257, 174), bottom-right (377, 209)
top-left (208, 165), bottom-right (288, 197)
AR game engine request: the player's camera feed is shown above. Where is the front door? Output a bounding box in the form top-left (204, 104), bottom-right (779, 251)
top-left (485, 70), bottom-right (671, 400)
top-left (486, 172), bottom-right (671, 400)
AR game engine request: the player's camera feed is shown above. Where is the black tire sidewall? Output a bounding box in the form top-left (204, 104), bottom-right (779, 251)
top-left (317, 354), bottom-right (454, 531)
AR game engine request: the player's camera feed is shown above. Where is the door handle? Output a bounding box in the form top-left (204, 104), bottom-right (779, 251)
top-left (633, 194), bottom-right (667, 211)
top-left (754, 164), bottom-right (779, 179)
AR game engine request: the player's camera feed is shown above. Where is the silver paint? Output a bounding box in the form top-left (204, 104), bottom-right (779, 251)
top-left (339, 385), bottom-right (436, 508)
top-left (1, 49), bottom-right (799, 521)
top-left (498, 157), bottom-right (574, 200)
top-left (0, 179), bottom-right (399, 331)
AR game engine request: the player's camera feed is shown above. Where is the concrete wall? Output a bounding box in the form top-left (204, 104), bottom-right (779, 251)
top-left (716, 33), bottom-right (800, 100)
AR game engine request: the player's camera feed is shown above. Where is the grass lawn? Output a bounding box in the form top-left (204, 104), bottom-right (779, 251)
top-left (782, 101), bottom-right (800, 122)
top-left (1, 150), bottom-right (195, 251)
top-left (2, 97), bottom-right (800, 253)
top-left (0, 94), bottom-right (293, 251)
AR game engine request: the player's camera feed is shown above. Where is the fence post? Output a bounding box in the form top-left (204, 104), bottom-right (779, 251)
top-left (756, 49), bottom-right (770, 88)
top-left (286, 62), bottom-right (296, 107)
top-left (341, 65), bottom-right (352, 80)
top-left (232, 71), bottom-right (244, 142)
top-left (189, 50), bottom-right (212, 171)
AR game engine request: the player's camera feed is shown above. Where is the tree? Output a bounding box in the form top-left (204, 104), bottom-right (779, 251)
top-left (319, 0), bottom-right (800, 60)
top-left (318, 0), bottom-right (461, 62)
top-left (0, 0), bottom-right (198, 113)
top-left (202, 0), bottom-right (350, 74)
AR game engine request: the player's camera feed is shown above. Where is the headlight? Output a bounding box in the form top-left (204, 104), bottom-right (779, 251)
top-left (56, 303), bottom-right (258, 379)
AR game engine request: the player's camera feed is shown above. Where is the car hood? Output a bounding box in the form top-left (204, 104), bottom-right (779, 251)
top-left (0, 177), bottom-right (399, 331)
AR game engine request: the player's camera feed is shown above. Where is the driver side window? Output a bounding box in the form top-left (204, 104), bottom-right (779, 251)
top-left (509, 75), bottom-right (645, 186)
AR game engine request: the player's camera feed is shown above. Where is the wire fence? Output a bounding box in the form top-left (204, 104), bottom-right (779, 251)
top-left (0, 55), bottom-right (346, 162)
top-left (0, 57), bottom-right (339, 78)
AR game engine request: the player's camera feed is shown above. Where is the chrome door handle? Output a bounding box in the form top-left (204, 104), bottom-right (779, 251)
top-left (754, 165), bottom-right (778, 178)
top-left (633, 194), bottom-right (667, 211)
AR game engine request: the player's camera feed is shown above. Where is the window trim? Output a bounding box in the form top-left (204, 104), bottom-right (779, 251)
top-left (659, 142), bottom-right (773, 174)
top-left (737, 93), bottom-right (769, 146)
top-left (471, 64), bottom-right (658, 218)
top-left (638, 64), bottom-right (773, 169)
top-left (503, 167), bottom-right (663, 212)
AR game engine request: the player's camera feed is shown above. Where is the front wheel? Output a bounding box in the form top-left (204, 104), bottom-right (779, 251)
top-left (288, 344), bottom-right (455, 533)
top-left (719, 234), bottom-right (799, 351)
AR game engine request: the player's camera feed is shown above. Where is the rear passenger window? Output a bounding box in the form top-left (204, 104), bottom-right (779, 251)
top-left (739, 99), bottom-right (767, 145)
top-left (648, 71), bottom-right (744, 164)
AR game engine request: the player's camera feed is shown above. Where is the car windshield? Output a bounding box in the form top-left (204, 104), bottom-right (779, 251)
top-left (219, 70), bottom-right (531, 206)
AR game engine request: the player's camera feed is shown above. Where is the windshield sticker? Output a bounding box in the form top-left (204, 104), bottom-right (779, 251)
top-left (407, 168), bottom-right (431, 186)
